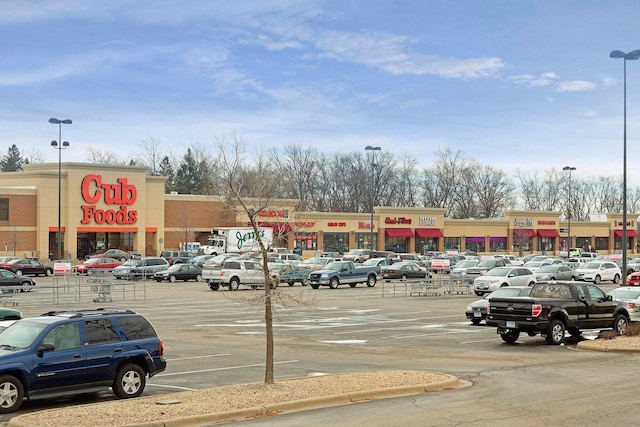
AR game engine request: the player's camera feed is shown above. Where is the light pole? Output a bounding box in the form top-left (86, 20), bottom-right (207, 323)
top-left (563, 166), bottom-right (576, 256)
top-left (49, 117), bottom-right (72, 261)
top-left (365, 146), bottom-right (381, 250)
top-left (610, 49), bottom-right (640, 280)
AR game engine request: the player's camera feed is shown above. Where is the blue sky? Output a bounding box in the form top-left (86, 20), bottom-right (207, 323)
top-left (2, 1), bottom-right (640, 183)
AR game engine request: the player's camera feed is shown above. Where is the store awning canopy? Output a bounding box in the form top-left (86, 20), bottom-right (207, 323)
top-left (614, 230), bottom-right (638, 237)
top-left (385, 228), bottom-right (414, 238)
top-left (415, 228), bottom-right (443, 238)
top-left (537, 229), bottom-right (560, 238)
top-left (256, 222), bottom-right (293, 234)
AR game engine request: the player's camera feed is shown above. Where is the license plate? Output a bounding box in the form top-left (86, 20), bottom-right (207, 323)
top-left (473, 310), bottom-right (482, 318)
top-left (506, 321), bottom-right (516, 328)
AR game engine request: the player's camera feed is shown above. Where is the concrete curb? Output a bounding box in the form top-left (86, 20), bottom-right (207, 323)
top-left (6, 375), bottom-right (468, 427)
top-left (575, 340), bottom-right (640, 353)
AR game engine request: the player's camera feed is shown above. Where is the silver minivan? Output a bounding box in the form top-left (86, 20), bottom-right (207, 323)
top-left (112, 256), bottom-right (170, 280)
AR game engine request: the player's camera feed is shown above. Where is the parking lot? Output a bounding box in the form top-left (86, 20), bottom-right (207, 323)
top-left (1, 276), bottom-right (636, 425)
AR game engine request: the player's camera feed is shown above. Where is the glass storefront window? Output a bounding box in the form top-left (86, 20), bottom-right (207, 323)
top-left (294, 233), bottom-right (317, 251)
top-left (596, 237), bottom-right (609, 251)
top-left (385, 238), bottom-right (407, 253)
top-left (489, 237), bottom-right (507, 252)
top-left (576, 237), bottom-right (591, 251)
top-left (416, 238), bottom-right (438, 254)
top-left (444, 237), bottom-right (460, 252)
top-left (465, 237), bottom-right (485, 253)
top-left (537, 237), bottom-right (555, 252)
top-left (355, 233), bottom-right (376, 250)
top-left (323, 232), bottom-right (349, 254)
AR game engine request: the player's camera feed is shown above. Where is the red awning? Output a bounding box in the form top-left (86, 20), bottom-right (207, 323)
top-left (257, 222), bottom-right (293, 234)
top-left (513, 229), bottom-right (536, 238)
top-left (537, 229), bottom-right (560, 238)
top-left (385, 228), bottom-right (414, 238)
top-left (614, 230), bottom-right (638, 237)
top-left (415, 228), bottom-right (444, 238)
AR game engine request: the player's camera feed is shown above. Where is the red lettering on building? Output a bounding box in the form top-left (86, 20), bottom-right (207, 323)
top-left (294, 221), bottom-right (315, 227)
top-left (328, 222), bottom-right (346, 227)
top-left (259, 209), bottom-right (285, 218)
top-left (80, 175), bottom-right (138, 225)
top-left (385, 217), bottom-right (412, 225)
top-left (537, 220), bottom-right (555, 225)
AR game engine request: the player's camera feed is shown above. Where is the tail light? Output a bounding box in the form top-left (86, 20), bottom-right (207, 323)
top-left (158, 340), bottom-right (165, 356)
top-left (532, 304), bottom-right (542, 317)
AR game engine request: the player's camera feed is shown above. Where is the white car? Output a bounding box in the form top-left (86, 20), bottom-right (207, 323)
top-left (495, 254), bottom-right (524, 266)
top-left (523, 260), bottom-right (552, 272)
top-left (608, 287), bottom-right (640, 322)
top-left (473, 266), bottom-right (536, 296)
top-left (575, 261), bottom-right (621, 285)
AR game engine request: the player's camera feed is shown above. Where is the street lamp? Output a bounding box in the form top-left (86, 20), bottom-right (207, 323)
top-left (563, 166), bottom-right (576, 256)
top-left (365, 146), bottom-right (381, 250)
top-left (49, 117), bottom-right (72, 261)
top-left (610, 49), bottom-right (640, 280)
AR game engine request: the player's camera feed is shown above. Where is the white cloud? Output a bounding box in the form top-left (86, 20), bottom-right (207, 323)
top-left (556, 80), bottom-right (596, 92)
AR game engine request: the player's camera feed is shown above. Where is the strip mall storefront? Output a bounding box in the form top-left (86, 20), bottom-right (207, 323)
top-left (0, 163), bottom-right (637, 260)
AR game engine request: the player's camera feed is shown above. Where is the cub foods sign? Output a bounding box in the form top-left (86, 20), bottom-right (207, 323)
top-left (80, 174), bottom-right (138, 225)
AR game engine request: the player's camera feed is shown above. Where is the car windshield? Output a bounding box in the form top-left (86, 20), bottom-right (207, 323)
top-left (536, 266), bottom-right (556, 273)
top-left (0, 320), bottom-right (48, 349)
top-left (609, 289), bottom-right (640, 300)
top-left (477, 260), bottom-right (498, 267)
top-left (486, 267), bottom-right (510, 277)
top-left (120, 260), bottom-right (138, 267)
top-left (582, 262), bottom-right (601, 269)
top-left (455, 260), bottom-right (477, 268)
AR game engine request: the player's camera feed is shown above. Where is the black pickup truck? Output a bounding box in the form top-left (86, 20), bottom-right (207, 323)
top-left (486, 281), bottom-right (630, 345)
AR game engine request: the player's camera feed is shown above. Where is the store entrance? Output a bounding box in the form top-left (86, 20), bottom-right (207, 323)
top-left (77, 232), bottom-right (134, 260)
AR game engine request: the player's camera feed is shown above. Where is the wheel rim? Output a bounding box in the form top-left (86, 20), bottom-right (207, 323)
top-left (169, 275), bottom-right (176, 282)
top-left (121, 370), bottom-right (142, 395)
top-left (551, 324), bottom-right (564, 343)
top-left (0, 381), bottom-right (18, 409)
top-left (616, 317), bottom-right (628, 335)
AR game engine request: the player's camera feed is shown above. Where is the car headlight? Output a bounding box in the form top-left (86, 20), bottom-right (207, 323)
top-left (321, 273), bottom-right (329, 278)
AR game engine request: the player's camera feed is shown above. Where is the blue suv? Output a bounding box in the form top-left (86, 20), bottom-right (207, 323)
top-left (0, 308), bottom-right (166, 413)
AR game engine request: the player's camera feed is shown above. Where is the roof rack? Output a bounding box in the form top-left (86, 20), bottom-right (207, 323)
top-left (40, 308), bottom-right (135, 318)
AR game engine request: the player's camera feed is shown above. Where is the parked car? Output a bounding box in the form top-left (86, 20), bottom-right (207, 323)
top-left (154, 264), bottom-right (202, 282)
top-left (112, 256), bottom-right (170, 280)
top-left (0, 259), bottom-right (52, 277)
top-left (0, 307), bottom-right (21, 321)
top-left (575, 261), bottom-right (621, 285)
top-left (88, 248), bottom-right (130, 262)
top-left (360, 257), bottom-right (395, 268)
top-left (0, 308), bottom-right (166, 413)
top-left (534, 265), bottom-right (577, 282)
top-left (627, 271), bottom-right (640, 286)
top-left (75, 257), bottom-right (122, 275)
top-left (450, 259), bottom-right (480, 284)
top-left (342, 249), bottom-right (371, 263)
top-left (0, 270), bottom-right (35, 292)
top-left (608, 287), bottom-right (640, 322)
top-left (190, 254), bottom-right (216, 268)
top-left (160, 250), bottom-right (196, 265)
top-left (0, 257), bottom-right (19, 265)
top-left (473, 266), bottom-right (536, 296)
top-left (465, 258), bottom-right (510, 284)
top-left (203, 259), bottom-right (279, 291)
top-left (495, 254), bottom-right (524, 266)
top-left (380, 261), bottom-right (431, 281)
top-left (523, 260), bottom-right (552, 272)
top-left (465, 286), bottom-right (532, 325)
top-left (614, 260), bottom-right (638, 277)
top-left (273, 253), bottom-right (305, 265)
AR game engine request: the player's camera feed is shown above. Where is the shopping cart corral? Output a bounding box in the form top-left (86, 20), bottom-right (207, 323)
top-left (382, 277), bottom-right (473, 297)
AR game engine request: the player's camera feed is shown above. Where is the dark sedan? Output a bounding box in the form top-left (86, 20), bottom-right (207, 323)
top-left (465, 286), bottom-right (531, 325)
top-left (154, 264), bottom-right (202, 283)
top-left (380, 261), bottom-right (431, 281)
top-left (0, 259), bottom-right (52, 277)
top-left (0, 269), bottom-right (36, 292)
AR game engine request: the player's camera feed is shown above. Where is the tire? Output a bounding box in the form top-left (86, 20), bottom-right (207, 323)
top-left (0, 375), bottom-right (24, 413)
top-left (288, 281), bottom-right (295, 286)
top-left (613, 314), bottom-right (628, 336)
top-left (154, 278), bottom-right (163, 282)
top-left (500, 330), bottom-right (520, 343)
top-left (329, 277), bottom-right (339, 289)
top-left (120, 257), bottom-right (127, 262)
top-left (310, 283), bottom-right (319, 289)
top-left (402, 274), bottom-right (407, 281)
top-left (545, 319), bottom-right (566, 345)
top-left (302, 277), bottom-right (310, 286)
top-left (471, 319), bottom-right (481, 325)
top-left (366, 275), bottom-right (377, 287)
top-left (112, 363), bottom-right (146, 399)
top-left (594, 275), bottom-right (601, 285)
top-left (14, 270), bottom-right (22, 277)
top-left (229, 278), bottom-right (240, 291)
top-left (349, 283), bottom-right (357, 288)
top-left (209, 283), bottom-right (220, 291)
top-left (474, 291), bottom-right (483, 296)
top-left (613, 274), bottom-right (620, 285)
top-left (195, 274), bottom-right (202, 282)
top-left (169, 275), bottom-right (176, 283)
top-left (45, 269), bottom-right (53, 276)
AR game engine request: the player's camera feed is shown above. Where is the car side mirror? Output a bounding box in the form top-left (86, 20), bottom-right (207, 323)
top-left (37, 343), bottom-right (55, 355)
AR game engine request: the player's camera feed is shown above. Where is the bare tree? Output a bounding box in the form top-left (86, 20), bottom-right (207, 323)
top-left (136, 137), bottom-right (164, 175)
top-left (86, 148), bottom-right (124, 165)
top-left (473, 165), bottom-right (516, 218)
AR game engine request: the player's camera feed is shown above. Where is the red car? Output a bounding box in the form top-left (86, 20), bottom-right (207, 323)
top-left (0, 259), bottom-right (53, 276)
top-left (627, 271), bottom-right (640, 286)
top-left (75, 257), bottom-right (122, 275)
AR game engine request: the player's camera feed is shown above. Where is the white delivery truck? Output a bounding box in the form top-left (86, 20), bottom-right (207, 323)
top-left (199, 227), bottom-right (274, 255)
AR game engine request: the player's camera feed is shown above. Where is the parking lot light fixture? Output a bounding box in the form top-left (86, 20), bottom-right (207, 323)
top-left (562, 166), bottom-right (576, 255)
top-left (49, 117), bottom-right (72, 261)
top-left (610, 49), bottom-right (640, 279)
top-left (365, 146), bottom-right (381, 250)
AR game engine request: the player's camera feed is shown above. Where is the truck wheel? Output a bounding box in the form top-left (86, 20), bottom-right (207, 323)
top-left (545, 319), bottom-right (566, 345)
top-left (366, 275), bottom-right (377, 287)
top-left (329, 278), bottom-right (340, 289)
top-left (594, 275), bottom-right (601, 285)
top-left (302, 277), bottom-right (310, 286)
top-left (310, 283), bottom-right (319, 289)
top-left (349, 283), bottom-right (357, 288)
top-left (613, 274), bottom-right (620, 285)
top-left (613, 314), bottom-right (628, 336)
top-left (500, 330), bottom-right (520, 344)
top-left (0, 375), bottom-right (23, 413)
top-left (113, 363), bottom-right (146, 399)
top-left (209, 283), bottom-right (220, 291)
top-left (229, 278), bottom-right (240, 291)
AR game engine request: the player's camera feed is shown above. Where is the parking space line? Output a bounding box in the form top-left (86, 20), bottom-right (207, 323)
top-left (166, 353), bottom-right (231, 362)
top-left (156, 360), bottom-right (299, 377)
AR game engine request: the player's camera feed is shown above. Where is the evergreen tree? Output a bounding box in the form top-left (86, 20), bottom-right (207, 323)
top-left (0, 145), bottom-right (24, 172)
top-left (174, 149), bottom-right (199, 194)
top-left (158, 156), bottom-right (176, 193)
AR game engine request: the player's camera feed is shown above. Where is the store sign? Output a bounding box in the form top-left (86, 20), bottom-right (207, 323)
top-left (385, 217), bottom-right (411, 225)
top-left (328, 221), bottom-right (346, 227)
top-left (514, 218), bottom-right (533, 227)
top-left (419, 216), bottom-right (437, 226)
top-left (259, 209), bottom-right (286, 218)
top-left (358, 221), bottom-right (373, 229)
top-left (538, 220), bottom-right (555, 225)
top-left (80, 174), bottom-right (138, 225)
